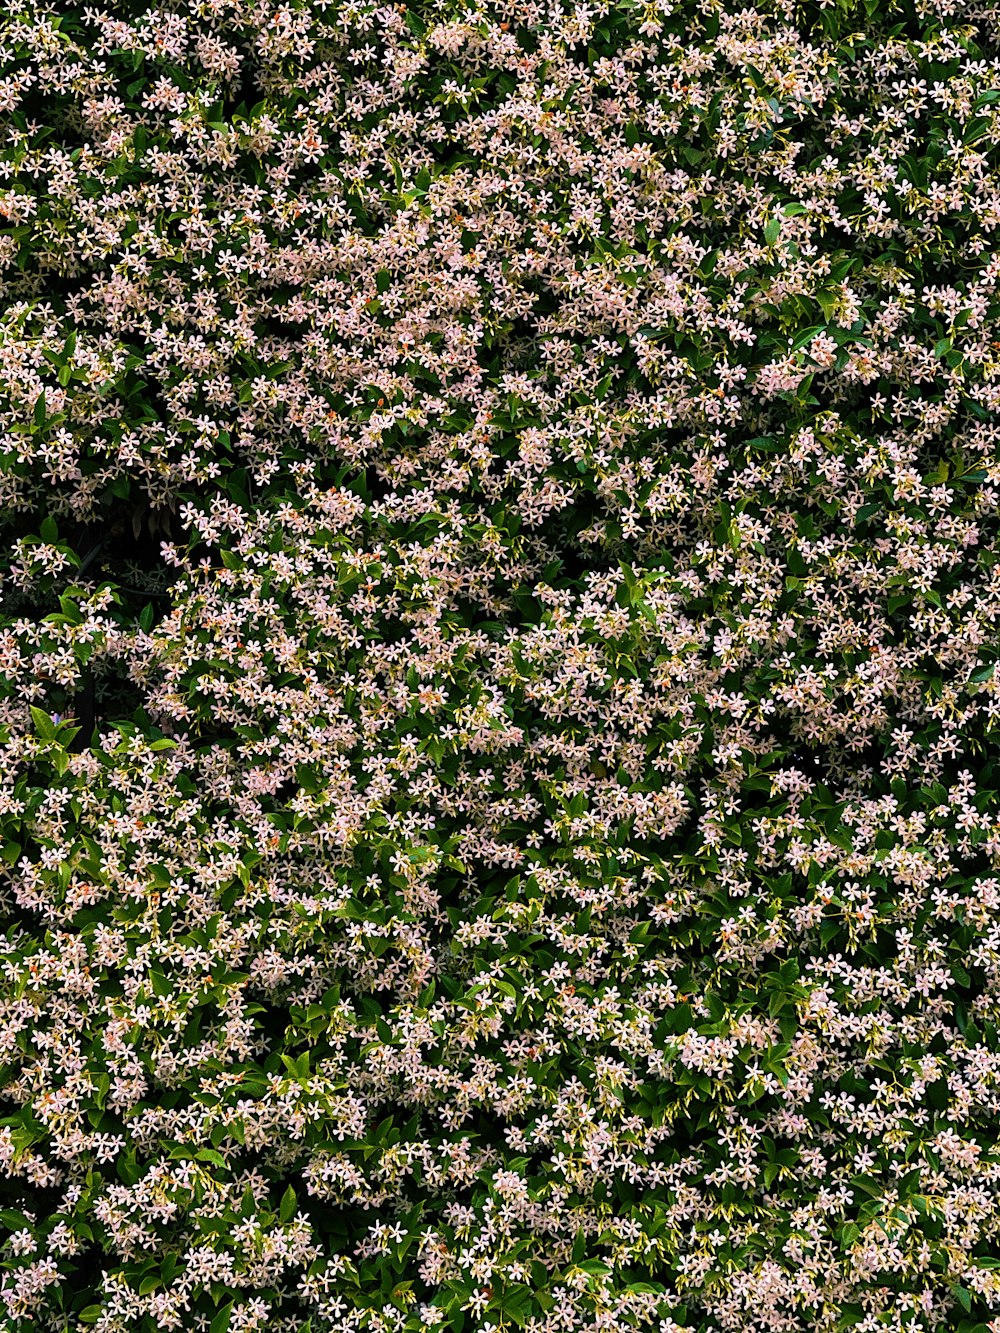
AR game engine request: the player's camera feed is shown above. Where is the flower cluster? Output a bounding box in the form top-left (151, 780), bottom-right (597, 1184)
top-left (3, 0), bottom-right (1000, 1331)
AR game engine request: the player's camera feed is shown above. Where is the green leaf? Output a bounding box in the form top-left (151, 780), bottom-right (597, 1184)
top-left (764, 217), bottom-right (781, 246)
top-left (279, 1184), bottom-right (297, 1222)
top-left (210, 1303), bottom-right (234, 1333)
top-left (816, 290), bottom-right (838, 321)
top-left (577, 1259), bottom-right (611, 1275)
top-left (964, 116), bottom-right (991, 145)
top-left (29, 706), bottom-right (58, 741)
top-left (952, 1285), bottom-right (973, 1314)
top-left (790, 325), bottom-right (825, 352)
top-left (194, 1148), bottom-right (227, 1167)
top-left (148, 971), bottom-right (172, 998)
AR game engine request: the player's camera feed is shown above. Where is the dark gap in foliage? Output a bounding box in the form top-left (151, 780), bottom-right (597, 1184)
top-left (57, 507), bottom-right (182, 738)
top-left (549, 544), bottom-right (606, 585)
top-left (272, 777), bottom-right (299, 804)
top-left (252, 1000), bottom-right (295, 1056)
top-left (223, 58), bottom-right (267, 120)
top-left (0, 1175), bottom-right (67, 1220)
top-left (187, 723), bottom-right (243, 748)
top-left (66, 672), bottom-right (97, 755)
top-left (364, 464), bottom-right (393, 504)
top-left (254, 311), bottom-right (299, 345)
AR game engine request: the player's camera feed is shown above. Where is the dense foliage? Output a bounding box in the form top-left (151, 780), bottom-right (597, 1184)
top-left (3, 0), bottom-right (1000, 1329)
